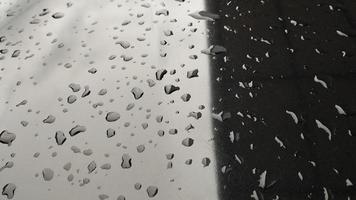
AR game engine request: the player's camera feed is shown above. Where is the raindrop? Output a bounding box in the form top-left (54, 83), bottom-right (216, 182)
top-left (136, 144), bottom-right (145, 153)
top-left (117, 195), bottom-right (126, 200)
top-left (156, 69), bottom-right (167, 80)
top-left (55, 131), bottom-right (66, 145)
top-left (88, 161), bottom-right (97, 173)
top-left (131, 87), bottom-right (144, 100)
top-left (81, 86), bottom-right (91, 97)
top-left (0, 130), bottom-right (16, 146)
top-left (67, 95), bottom-right (77, 104)
top-left (63, 162), bottom-right (71, 171)
top-left (121, 153), bottom-right (132, 169)
top-left (126, 103), bottom-right (135, 110)
top-left (42, 168), bottom-right (54, 181)
top-left (181, 93), bottom-right (191, 102)
top-left (98, 89), bottom-right (107, 95)
top-left (100, 163), bottom-right (111, 170)
top-left (69, 125), bottom-right (86, 136)
top-left (2, 183), bottom-right (16, 199)
top-left (182, 137), bottom-right (194, 147)
top-left (146, 186), bottom-right (158, 198)
top-left (99, 194), bottom-right (109, 200)
top-left (164, 85), bottom-right (180, 94)
top-left (106, 128), bottom-right (116, 138)
top-left (146, 79), bottom-right (156, 87)
top-left (155, 9), bottom-right (169, 16)
top-left (116, 41), bottom-right (130, 49)
top-left (105, 112), bottom-right (120, 122)
top-left (43, 115), bottom-right (56, 124)
top-left (201, 45), bottom-right (227, 55)
top-left (202, 157), bottom-right (211, 167)
top-left (11, 50), bottom-right (20, 58)
top-left (189, 11), bottom-right (220, 21)
top-left (52, 12), bottom-right (64, 19)
top-left (187, 69), bottom-right (199, 79)
top-left (134, 183), bottom-right (142, 190)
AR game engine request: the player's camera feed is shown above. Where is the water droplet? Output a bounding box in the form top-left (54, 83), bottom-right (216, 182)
top-left (155, 9), bottom-right (169, 16)
top-left (121, 153), bottom-right (132, 169)
top-left (181, 93), bottom-right (191, 102)
top-left (98, 89), bottom-right (107, 96)
top-left (55, 131), bottom-right (66, 145)
top-left (43, 115), bottom-right (56, 124)
top-left (69, 125), bottom-right (86, 136)
top-left (42, 168), bottom-right (54, 181)
top-left (0, 130), bottom-right (16, 146)
top-left (146, 79), bottom-right (156, 87)
top-left (105, 112), bottom-right (120, 122)
top-left (136, 144), bottom-right (145, 153)
top-left (164, 85), bottom-right (180, 94)
top-left (2, 183), bottom-right (16, 199)
top-left (182, 137), bottom-right (194, 147)
top-left (146, 186), bottom-right (158, 198)
top-left (126, 103), bottom-right (135, 110)
top-left (202, 157), bottom-right (210, 167)
top-left (69, 83), bottom-right (81, 92)
top-left (131, 87), bottom-right (144, 100)
top-left (88, 161), bottom-right (97, 173)
top-left (100, 163), bottom-right (111, 170)
top-left (99, 194), bottom-right (109, 200)
top-left (106, 128), bottom-right (115, 138)
top-left (81, 86), bottom-right (91, 97)
top-left (11, 50), bottom-right (20, 58)
top-left (201, 45), bottom-right (226, 55)
top-left (189, 11), bottom-right (220, 21)
top-left (117, 195), bottom-right (126, 200)
top-left (116, 41), bottom-right (130, 49)
top-left (187, 69), bottom-right (199, 79)
top-left (52, 12), bottom-right (64, 19)
top-left (63, 162), bottom-right (71, 171)
top-left (67, 95), bottom-right (77, 104)
top-left (155, 69), bottom-right (167, 80)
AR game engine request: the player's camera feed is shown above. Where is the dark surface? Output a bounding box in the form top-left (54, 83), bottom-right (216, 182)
top-left (207, 0), bottom-right (356, 199)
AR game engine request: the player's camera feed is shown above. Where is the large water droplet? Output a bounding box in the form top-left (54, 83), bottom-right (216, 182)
top-left (2, 183), bottom-right (16, 199)
top-left (189, 11), bottom-right (220, 21)
top-left (69, 125), bottom-right (86, 136)
top-left (43, 115), bottom-right (56, 124)
top-left (164, 85), bottom-right (180, 94)
top-left (131, 87), bottom-right (144, 100)
top-left (105, 112), bottom-right (120, 122)
top-left (0, 130), bottom-right (16, 146)
top-left (55, 131), bottom-right (66, 145)
top-left (42, 168), bottom-right (54, 181)
top-left (88, 161), bottom-right (97, 173)
top-left (201, 45), bottom-right (227, 55)
top-left (182, 137), bottom-right (194, 147)
top-left (146, 186), bottom-right (158, 198)
top-left (121, 153), bottom-right (132, 169)
top-left (52, 12), bottom-right (64, 19)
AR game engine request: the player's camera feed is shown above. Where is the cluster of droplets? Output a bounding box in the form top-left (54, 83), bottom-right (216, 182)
top-left (0, 0), bottom-right (225, 199)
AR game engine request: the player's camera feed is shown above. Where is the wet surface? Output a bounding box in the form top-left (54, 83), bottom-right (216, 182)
top-left (0, 0), bottom-right (356, 200)
top-left (206, 0), bottom-right (356, 199)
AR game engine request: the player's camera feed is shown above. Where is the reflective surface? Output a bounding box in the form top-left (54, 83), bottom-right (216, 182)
top-left (0, 0), bottom-right (218, 199)
top-left (1, 0), bottom-right (356, 200)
